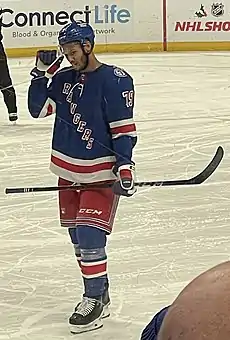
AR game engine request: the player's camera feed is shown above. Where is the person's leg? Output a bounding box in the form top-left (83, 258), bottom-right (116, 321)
top-left (0, 43), bottom-right (18, 121)
top-left (58, 177), bottom-right (82, 275)
top-left (69, 187), bottom-right (119, 333)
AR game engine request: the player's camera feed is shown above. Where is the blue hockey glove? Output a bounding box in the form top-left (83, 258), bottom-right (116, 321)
top-left (30, 50), bottom-right (64, 79)
top-left (112, 164), bottom-right (136, 197)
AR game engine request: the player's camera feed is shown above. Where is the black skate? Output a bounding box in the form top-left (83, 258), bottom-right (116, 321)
top-left (75, 286), bottom-right (110, 318)
top-left (101, 286), bottom-right (110, 318)
top-left (9, 112), bottom-right (18, 122)
top-left (69, 296), bottom-right (104, 334)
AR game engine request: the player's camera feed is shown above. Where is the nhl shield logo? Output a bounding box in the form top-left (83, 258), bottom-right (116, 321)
top-left (211, 3), bottom-right (224, 17)
top-left (113, 67), bottom-right (127, 78)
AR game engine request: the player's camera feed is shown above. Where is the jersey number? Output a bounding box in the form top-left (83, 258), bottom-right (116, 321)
top-left (122, 90), bottom-right (134, 108)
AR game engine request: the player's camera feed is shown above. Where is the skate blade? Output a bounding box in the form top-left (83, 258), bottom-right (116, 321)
top-left (102, 304), bottom-right (110, 319)
top-left (70, 318), bottom-right (103, 334)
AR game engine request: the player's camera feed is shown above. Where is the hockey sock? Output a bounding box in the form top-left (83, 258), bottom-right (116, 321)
top-left (77, 226), bottom-right (108, 298)
top-left (68, 228), bottom-right (81, 269)
top-left (73, 243), bottom-right (81, 268)
top-left (81, 247), bottom-right (108, 298)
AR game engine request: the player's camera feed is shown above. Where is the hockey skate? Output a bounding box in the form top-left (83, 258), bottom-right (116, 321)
top-left (8, 112), bottom-right (18, 122)
top-left (74, 285), bottom-right (110, 318)
top-left (69, 296), bottom-right (104, 334)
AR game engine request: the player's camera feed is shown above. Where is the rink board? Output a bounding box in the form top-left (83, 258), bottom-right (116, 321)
top-left (1, 0), bottom-right (230, 56)
top-left (5, 42), bottom-right (230, 58)
top-left (167, 0), bottom-right (230, 51)
top-left (5, 42), bottom-right (164, 58)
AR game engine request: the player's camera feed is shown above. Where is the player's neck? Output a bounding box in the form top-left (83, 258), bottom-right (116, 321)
top-left (80, 56), bottom-right (102, 73)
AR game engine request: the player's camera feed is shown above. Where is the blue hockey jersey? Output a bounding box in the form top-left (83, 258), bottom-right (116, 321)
top-left (28, 64), bottom-right (137, 184)
top-left (141, 306), bottom-right (169, 340)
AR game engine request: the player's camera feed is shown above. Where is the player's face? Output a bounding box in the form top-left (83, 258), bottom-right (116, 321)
top-left (62, 43), bottom-right (87, 71)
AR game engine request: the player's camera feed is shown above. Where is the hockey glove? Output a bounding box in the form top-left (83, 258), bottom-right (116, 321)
top-left (30, 50), bottom-right (64, 79)
top-left (112, 164), bottom-right (136, 197)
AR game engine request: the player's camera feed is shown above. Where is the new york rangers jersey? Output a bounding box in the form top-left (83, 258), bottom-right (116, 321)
top-left (28, 64), bottom-right (137, 184)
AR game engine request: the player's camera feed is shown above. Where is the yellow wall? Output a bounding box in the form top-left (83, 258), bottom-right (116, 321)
top-left (5, 41), bottom-right (230, 58)
top-left (167, 41), bottom-right (230, 51)
top-left (5, 42), bottom-right (163, 58)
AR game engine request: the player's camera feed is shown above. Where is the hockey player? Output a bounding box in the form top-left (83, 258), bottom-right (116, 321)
top-left (0, 10), bottom-right (18, 122)
top-left (27, 20), bottom-right (137, 334)
top-left (141, 261), bottom-right (230, 340)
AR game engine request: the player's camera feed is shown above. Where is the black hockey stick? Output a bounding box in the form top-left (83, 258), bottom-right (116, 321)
top-left (5, 146), bottom-right (223, 195)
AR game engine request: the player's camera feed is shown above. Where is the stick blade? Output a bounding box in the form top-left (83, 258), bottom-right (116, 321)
top-left (188, 146), bottom-right (224, 185)
top-left (135, 146), bottom-right (224, 187)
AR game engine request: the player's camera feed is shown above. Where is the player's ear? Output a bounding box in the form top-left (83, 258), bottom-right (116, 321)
top-left (83, 40), bottom-right (93, 54)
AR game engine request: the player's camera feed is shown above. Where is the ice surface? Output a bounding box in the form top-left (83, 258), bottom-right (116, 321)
top-left (1, 52), bottom-right (230, 339)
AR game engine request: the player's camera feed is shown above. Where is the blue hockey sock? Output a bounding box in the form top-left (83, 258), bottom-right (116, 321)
top-left (68, 228), bottom-right (81, 267)
top-left (81, 247), bottom-right (108, 298)
top-left (76, 225), bottom-right (108, 298)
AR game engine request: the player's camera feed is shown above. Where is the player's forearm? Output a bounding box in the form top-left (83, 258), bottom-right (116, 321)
top-left (28, 78), bottom-right (56, 118)
top-left (112, 136), bottom-right (137, 167)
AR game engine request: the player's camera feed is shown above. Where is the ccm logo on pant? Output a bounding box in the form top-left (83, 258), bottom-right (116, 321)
top-left (79, 209), bottom-right (103, 215)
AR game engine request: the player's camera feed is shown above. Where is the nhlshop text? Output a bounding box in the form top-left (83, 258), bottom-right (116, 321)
top-left (175, 21), bottom-right (230, 32)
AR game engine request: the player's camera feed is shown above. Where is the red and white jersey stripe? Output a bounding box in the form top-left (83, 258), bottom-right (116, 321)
top-left (38, 97), bottom-right (56, 118)
top-left (109, 118), bottom-right (137, 139)
top-left (50, 149), bottom-right (116, 183)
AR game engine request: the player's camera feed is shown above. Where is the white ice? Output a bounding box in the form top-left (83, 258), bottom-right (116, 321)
top-left (1, 52), bottom-right (230, 340)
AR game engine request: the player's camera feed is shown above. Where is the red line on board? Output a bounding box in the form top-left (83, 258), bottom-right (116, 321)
top-left (163, 0), bottom-right (167, 51)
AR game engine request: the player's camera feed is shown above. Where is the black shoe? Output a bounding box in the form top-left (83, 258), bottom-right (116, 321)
top-left (69, 297), bottom-right (104, 334)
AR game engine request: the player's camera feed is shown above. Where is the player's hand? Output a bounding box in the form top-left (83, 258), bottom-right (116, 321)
top-left (30, 50), bottom-right (64, 79)
top-left (112, 164), bottom-right (136, 197)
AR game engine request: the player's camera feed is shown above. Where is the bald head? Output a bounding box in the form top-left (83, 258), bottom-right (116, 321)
top-left (158, 261), bottom-right (230, 340)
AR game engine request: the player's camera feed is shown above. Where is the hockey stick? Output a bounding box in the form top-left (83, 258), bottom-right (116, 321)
top-left (5, 146), bottom-right (223, 195)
